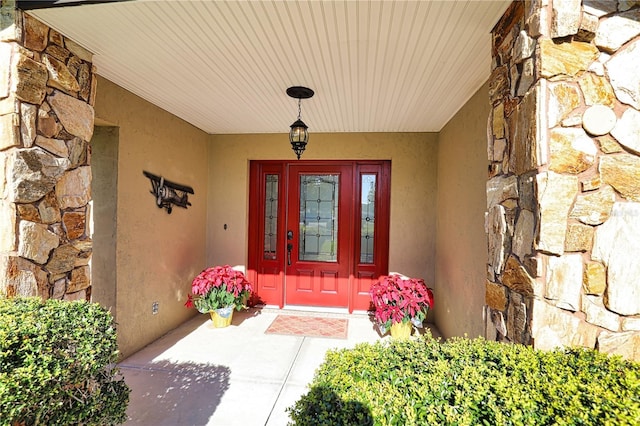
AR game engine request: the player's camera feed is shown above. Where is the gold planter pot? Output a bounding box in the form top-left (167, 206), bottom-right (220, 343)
top-left (390, 321), bottom-right (412, 339)
top-left (209, 306), bottom-right (234, 328)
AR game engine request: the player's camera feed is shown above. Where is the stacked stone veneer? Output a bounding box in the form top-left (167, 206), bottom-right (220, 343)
top-left (486, 0), bottom-right (640, 361)
top-left (0, 9), bottom-right (95, 301)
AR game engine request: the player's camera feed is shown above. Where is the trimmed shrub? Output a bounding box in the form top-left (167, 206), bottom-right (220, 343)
top-left (288, 334), bottom-right (640, 425)
top-left (0, 297), bottom-right (130, 425)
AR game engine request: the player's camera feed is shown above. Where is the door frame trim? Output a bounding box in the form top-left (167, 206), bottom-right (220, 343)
top-left (248, 160), bottom-right (391, 312)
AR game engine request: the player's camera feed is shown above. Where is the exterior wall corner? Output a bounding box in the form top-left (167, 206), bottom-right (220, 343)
top-left (486, 0), bottom-right (640, 361)
top-left (0, 8), bottom-right (95, 302)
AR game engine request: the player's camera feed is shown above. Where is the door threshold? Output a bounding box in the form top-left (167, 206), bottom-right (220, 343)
top-left (257, 304), bottom-right (372, 317)
top-left (285, 305), bottom-right (350, 314)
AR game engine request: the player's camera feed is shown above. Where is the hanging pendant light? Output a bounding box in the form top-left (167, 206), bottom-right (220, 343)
top-left (286, 86), bottom-right (314, 160)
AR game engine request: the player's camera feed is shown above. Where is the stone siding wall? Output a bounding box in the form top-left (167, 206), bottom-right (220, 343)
top-left (0, 9), bottom-right (95, 301)
top-left (486, 0), bottom-right (640, 361)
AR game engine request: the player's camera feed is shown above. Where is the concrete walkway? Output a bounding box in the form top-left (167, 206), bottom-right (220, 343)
top-left (120, 308), bottom-right (440, 426)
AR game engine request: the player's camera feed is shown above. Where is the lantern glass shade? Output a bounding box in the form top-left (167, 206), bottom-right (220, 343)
top-left (290, 119), bottom-right (308, 159)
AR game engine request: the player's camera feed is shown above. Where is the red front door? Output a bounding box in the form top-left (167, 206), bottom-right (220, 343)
top-left (248, 160), bottom-right (390, 312)
top-left (285, 164), bottom-right (352, 306)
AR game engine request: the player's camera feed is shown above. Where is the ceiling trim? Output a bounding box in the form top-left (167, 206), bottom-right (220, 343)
top-left (18, 0), bottom-right (130, 11)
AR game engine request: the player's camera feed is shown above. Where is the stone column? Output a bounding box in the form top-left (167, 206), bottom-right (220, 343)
top-left (0, 5), bottom-right (96, 301)
top-left (486, 0), bottom-right (640, 361)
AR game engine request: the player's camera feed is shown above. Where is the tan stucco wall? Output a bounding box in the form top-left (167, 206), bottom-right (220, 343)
top-left (93, 77), bottom-right (209, 358)
top-left (435, 81), bottom-right (490, 339)
top-left (206, 132), bottom-right (438, 289)
top-left (91, 126), bottom-right (119, 320)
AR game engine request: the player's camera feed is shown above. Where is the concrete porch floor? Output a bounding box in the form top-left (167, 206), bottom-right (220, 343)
top-left (119, 307), bottom-right (441, 426)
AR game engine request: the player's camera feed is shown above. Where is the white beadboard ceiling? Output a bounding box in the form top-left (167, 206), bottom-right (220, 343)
top-left (30, 1), bottom-right (510, 134)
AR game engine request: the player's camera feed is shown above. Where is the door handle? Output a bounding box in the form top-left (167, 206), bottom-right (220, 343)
top-left (286, 230), bottom-right (294, 266)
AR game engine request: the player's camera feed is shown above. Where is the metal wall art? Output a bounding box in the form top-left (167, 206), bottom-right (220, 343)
top-left (143, 171), bottom-right (194, 214)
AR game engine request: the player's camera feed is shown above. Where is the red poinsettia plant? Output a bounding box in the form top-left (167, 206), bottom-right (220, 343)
top-left (369, 274), bottom-right (434, 332)
top-left (185, 265), bottom-right (253, 313)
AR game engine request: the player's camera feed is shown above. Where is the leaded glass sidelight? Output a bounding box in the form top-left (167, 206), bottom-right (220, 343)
top-left (299, 174), bottom-right (339, 262)
top-left (360, 174), bottom-right (376, 264)
top-left (263, 174), bottom-right (278, 260)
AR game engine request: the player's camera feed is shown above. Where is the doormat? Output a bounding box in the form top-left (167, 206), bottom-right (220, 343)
top-left (265, 315), bottom-right (348, 339)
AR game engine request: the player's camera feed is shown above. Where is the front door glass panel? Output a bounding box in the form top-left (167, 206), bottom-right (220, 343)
top-left (360, 174), bottom-right (376, 264)
top-left (263, 174), bottom-right (279, 260)
top-left (299, 174), bottom-right (339, 262)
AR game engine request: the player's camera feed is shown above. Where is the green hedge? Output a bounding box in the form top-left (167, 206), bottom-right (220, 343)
top-left (0, 297), bottom-right (130, 425)
top-left (288, 334), bottom-right (640, 425)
